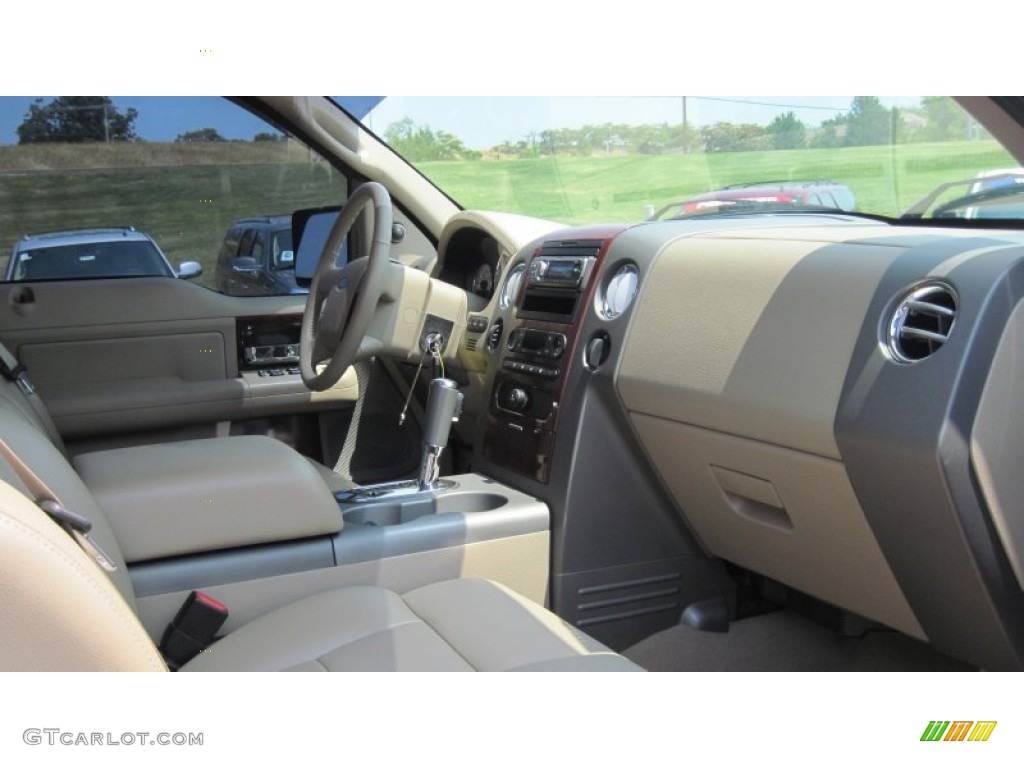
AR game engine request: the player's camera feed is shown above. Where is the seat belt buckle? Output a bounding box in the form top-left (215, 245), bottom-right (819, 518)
top-left (160, 591), bottom-right (229, 670)
top-left (37, 498), bottom-right (117, 573)
top-left (14, 369), bottom-right (36, 396)
top-left (1, 360), bottom-right (36, 395)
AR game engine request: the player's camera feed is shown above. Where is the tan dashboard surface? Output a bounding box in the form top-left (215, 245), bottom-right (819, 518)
top-left (617, 231), bottom-right (897, 459)
top-left (614, 229), bottom-right (924, 636)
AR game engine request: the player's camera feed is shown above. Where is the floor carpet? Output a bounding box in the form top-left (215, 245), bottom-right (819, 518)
top-left (622, 609), bottom-right (974, 671)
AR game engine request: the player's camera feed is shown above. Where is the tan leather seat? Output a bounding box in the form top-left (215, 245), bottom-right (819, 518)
top-left (0, 365), bottom-right (642, 673)
top-left (182, 579), bottom-right (639, 672)
top-left (0, 470), bottom-right (640, 671)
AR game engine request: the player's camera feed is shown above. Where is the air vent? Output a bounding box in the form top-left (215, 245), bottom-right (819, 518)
top-left (886, 282), bottom-right (958, 363)
top-left (464, 337), bottom-right (478, 352)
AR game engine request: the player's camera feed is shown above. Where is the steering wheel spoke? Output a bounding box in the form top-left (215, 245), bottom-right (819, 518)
top-left (300, 182), bottom-right (393, 391)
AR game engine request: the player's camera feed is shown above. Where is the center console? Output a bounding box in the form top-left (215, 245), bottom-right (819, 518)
top-left (482, 238), bottom-right (607, 482)
top-left (129, 469), bottom-right (552, 640)
top-left (474, 226), bottom-right (736, 652)
top-left (124, 366), bottom-right (554, 642)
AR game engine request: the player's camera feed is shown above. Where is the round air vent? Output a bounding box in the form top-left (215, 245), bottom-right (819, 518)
top-left (500, 263), bottom-right (526, 310)
top-left (599, 262), bottom-right (640, 320)
top-left (885, 282), bottom-right (958, 363)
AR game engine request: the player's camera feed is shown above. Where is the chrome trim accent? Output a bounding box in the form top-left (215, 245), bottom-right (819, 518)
top-left (335, 478), bottom-right (458, 504)
top-left (885, 282), bottom-right (958, 364)
top-left (900, 327), bottom-right (949, 343)
top-left (499, 263), bottom-right (527, 310)
top-left (906, 299), bottom-right (955, 317)
top-left (244, 344), bottom-right (300, 365)
top-left (600, 262), bottom-right (640, 320)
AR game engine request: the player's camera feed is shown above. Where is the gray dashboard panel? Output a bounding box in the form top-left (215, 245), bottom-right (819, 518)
top-left (835, 238), bottom-right (1024, 670)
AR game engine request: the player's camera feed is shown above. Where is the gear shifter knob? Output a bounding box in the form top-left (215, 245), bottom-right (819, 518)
top-left (418, 378), bottom-right (463, 491)
top-left (422, 378), bottom-right (463, 449)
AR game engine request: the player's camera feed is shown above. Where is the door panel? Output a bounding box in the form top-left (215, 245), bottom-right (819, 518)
top-left (0, 277), bottom-right (359, 448)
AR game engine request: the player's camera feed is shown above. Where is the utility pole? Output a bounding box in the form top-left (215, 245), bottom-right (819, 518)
top-left (681, 96), bottom-right (689, 154)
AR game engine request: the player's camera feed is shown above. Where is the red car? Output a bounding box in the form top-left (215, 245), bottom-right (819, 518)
top-left (651, 179), bottom-right (857, 219)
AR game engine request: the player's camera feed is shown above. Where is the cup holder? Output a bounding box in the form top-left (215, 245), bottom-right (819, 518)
top-left (436, 492), bottom-right (508, 514)
top-left (341, 491), bottom-right (508, 527)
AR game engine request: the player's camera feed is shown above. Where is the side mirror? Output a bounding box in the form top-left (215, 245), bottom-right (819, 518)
top-left (293, 208), bottom-right (347, 281)
top-left (177, 261), bottom-right (203, 279)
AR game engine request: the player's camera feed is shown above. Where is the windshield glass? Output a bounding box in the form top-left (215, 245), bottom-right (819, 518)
top-left (358, 96), bottom-right (1020, 223)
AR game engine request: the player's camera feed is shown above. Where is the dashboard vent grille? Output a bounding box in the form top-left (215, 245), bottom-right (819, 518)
top-left (464, 337), bottom-right (478, 352)
top-left (886, 282), bottom-right (957, 363)
top-left (537, 239), bottom-right (603, 261)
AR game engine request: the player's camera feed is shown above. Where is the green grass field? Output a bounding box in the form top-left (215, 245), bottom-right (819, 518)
top-left (0, 139), bottom-right (1015, 290)
top-left (0, 143), bottom-right (348, 288)
top-left (421, 140), bottom-right (1017, 223)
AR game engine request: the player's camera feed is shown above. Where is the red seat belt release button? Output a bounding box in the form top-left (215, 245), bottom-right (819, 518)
top-left (159, 590), bottom-right (229, 669)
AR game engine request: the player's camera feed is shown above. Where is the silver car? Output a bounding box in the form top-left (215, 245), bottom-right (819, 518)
top-left (5, 227), bottom-right (201, 282)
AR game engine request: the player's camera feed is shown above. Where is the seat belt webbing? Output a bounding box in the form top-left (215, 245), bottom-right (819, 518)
top-left (0, 435), bottom-right (117, 572)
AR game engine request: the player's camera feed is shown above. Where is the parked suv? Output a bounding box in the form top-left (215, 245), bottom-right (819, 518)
top-left (650, 180), bottom-right (857, 219)
top-left (215, 215), bottom-right (302, 297)
top-left (5, 227), bottom-right (201, 282)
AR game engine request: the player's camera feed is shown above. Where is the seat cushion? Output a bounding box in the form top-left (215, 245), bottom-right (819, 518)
top-left (180, 578), bottom-right (643, 672)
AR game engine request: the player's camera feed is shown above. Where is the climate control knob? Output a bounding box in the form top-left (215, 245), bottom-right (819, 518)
top-left (498, 385), bottom-right (532, 413)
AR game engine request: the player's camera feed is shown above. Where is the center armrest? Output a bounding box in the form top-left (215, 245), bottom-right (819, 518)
top-left (74, 436), bottom-right (342, 562)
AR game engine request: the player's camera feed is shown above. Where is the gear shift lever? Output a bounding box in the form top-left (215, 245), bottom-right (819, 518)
top-left (418, 377), bottom-right (463, 491)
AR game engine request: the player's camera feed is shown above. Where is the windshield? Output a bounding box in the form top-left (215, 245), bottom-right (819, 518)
top-left (359, 96), bottom-right (1021, 223)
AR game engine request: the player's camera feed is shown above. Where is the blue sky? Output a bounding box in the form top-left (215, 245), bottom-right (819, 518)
top-left (0, 96), bottom-right (910, 150)
top-left (362, 96), bottom-right (874, 148)
top-left (0, 97), bottom-right (274, 144)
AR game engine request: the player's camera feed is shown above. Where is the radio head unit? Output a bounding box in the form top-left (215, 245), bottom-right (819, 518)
top-left (526, 255), bottom-right (593, 289)
top-left (516, 241), bottom-right (601, 322)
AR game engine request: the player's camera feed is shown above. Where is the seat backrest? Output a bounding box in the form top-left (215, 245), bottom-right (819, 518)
top-left (0, 402), bottom-right (165, 671)
top-left (0, 341), bottom-right (68, 455)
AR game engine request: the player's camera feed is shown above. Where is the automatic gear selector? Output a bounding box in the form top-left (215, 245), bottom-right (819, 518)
top-left (418, 377), bottom-right (463, 491)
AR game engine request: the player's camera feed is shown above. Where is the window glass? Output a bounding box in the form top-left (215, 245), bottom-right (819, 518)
top-left (271, 229), bottom-right (294, 269)
top-left (251, 230), bottom-right (266, 265)
top-left (237, 229), bottom-right (256, 260)
top-left (0, 97), bottom-right (349, 294)
top-left (360, 96), bottom-right (1020, 223)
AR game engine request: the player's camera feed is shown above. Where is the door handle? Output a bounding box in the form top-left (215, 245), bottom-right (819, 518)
top-left (9, 285), bottom-right (36, 317)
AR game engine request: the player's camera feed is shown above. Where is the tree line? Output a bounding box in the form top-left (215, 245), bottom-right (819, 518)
top-left (15, 97), bottom-right (285, 145)
top-left (15, 97), bottom-right (983, 158)
top-left (386, 97), bottom-right (986, 161)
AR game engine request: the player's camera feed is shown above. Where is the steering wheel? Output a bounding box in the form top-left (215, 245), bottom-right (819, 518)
top-left (300, 181), bottom-right (393, 391)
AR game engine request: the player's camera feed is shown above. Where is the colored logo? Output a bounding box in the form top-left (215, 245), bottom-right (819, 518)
top-left (921, 721), bottom-right (997, 742)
